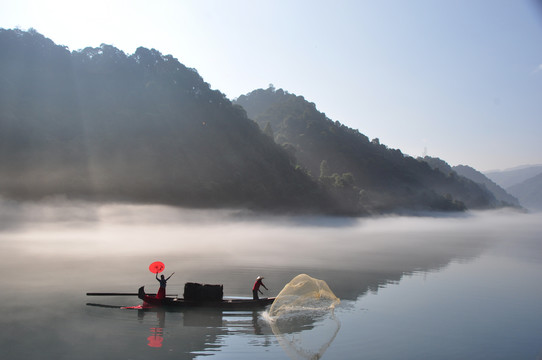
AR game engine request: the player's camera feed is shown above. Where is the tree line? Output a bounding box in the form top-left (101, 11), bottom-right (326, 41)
top-left (0, 29), bottom-right (329, 213)
top-left (235, 87), bottom-right (502, 213)
top-left (0, 29), bottom-right (504, 215)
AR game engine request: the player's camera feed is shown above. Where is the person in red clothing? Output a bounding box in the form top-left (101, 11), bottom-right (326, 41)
top-left (252, 276), bottom-right (268, 300)
top-left (155, 272), bottom-right (174, 299)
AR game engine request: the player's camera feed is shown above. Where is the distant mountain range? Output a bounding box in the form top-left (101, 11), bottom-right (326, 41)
top-left (453, 165), bottom-right (520, 207)
top-left (0, 29), bottom-right (521, 215)
top-left (507, 173), bottom-right (542, 211)
top-left (418, 158), bottom-right (542, 211)
top-left (416, 157), bottom-right (520, 208)
top-left (485, 165), bottom-right (542, 211)
top-left (485, 165), bottom-right (542, 188)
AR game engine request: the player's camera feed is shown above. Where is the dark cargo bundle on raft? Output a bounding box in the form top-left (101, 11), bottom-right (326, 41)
top-left (183, 282), bottom-right (223, 301)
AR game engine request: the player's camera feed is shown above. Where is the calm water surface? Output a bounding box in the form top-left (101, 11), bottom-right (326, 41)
top-left (0, 202), bottom-right (541, 359)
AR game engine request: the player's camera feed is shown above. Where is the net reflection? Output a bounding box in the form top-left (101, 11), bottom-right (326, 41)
top-left (268, 309), bottom-right (341, 360)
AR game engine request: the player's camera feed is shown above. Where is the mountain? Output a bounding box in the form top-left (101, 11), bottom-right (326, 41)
top-left (453, 165), bottom-right (520, 207)
top-left (0, 29), bottom-right (507, 215)
top-left (485, 165), bottom-right (542, 188)
top-left (507, 173), bottom-right (542, 211)
top-left (235, 87), bottom-right (499, 212)
top-left (0, 29), bottom-right (328, 212)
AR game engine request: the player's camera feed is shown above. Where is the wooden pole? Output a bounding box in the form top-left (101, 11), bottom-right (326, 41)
top-left (86, 292), bottom-right (177, 296)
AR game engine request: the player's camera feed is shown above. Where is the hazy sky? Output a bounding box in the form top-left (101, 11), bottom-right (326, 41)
top-left (2, 0), bottom-right (541, 171)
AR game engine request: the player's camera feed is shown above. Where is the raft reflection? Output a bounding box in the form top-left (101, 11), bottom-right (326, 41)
top-left (128, 305), bottom-right (339, 359)
top-left (130, 307), bottom-right (274, 357)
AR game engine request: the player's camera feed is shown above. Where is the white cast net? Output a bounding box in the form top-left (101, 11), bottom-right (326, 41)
top-left (267, 274), bottom-right (341, 360)
top-left (268, 274), bottom-right (340, 318)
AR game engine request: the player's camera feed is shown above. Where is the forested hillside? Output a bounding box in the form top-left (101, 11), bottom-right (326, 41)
top-left (235, 87), bottom-right (499, 212)
top-left (0, 29), bottom-right (327, 212)
top-left (0, 29), bottom-right (504, 215)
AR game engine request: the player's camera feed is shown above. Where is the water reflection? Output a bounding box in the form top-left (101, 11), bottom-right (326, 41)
top-left (147, 326), bottom-right (164, 348)
top-left (270, 310), bottom-right (341, 360)
top-left (1, 203), bottom-right (539, 359)
top-left (89, 306), bottom-right (276, 358)
top-left (106, 304), bottom-right (341, 360)
top-left (144, 310), bottom-right (165, 348)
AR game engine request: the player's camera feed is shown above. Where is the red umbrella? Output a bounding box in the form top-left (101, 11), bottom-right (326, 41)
top-left (149, 261), bottom-right (165, 274)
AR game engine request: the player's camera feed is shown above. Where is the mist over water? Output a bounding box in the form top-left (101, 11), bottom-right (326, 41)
top-left (0, 202), bottom-right (495, 288)
top-left (1, 199), bottom-right (541, 359)
top-left (0, 200), bottom-right (537, 298)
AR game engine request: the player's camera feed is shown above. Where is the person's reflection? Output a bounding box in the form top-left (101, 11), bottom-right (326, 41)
top-left (252, 310), bottom-right (273, 347)
top-left (252, 310), bottom-right (262, 335)
top-left (147, 310), bottom-right (166, 348)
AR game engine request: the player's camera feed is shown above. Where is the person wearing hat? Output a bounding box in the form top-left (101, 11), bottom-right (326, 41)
top-left (252, 276), bottom-right (268, 300)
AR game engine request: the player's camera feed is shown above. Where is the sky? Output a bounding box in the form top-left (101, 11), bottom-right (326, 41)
top-left (1, 0), bottom-right (542, 172)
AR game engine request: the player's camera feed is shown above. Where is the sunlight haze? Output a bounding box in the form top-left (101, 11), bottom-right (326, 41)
top-left (2, 0), bottom-right (541, 171)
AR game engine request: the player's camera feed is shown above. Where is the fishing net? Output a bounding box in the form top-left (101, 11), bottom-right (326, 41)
top-left (268, 274), bottom-right (340, 318)
top-left (267, 274), bottom-right (341, 360)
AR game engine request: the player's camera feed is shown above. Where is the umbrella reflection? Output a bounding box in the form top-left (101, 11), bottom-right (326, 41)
top-left (145, 310), bottom-right (166, 348)
top-left (147, 327), bottom-right (163, 348)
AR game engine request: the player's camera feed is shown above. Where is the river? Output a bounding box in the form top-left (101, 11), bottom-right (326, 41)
top-left (0, 200), bottom-right (541, 359)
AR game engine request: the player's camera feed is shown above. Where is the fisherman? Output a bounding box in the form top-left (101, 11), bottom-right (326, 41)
top-left (252, 276), bottom-right (268, 300)
top-left (155, 272), bottom-right (174, 299)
